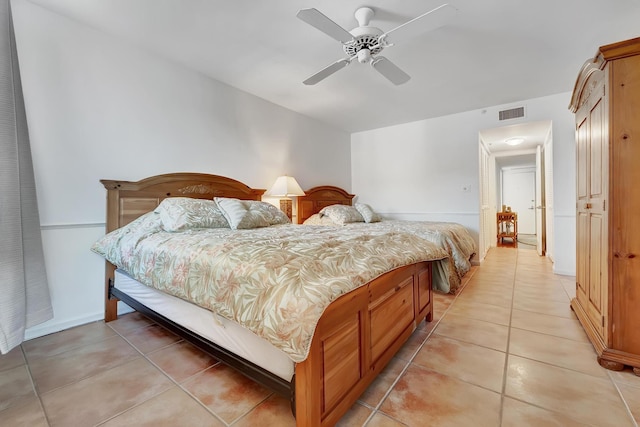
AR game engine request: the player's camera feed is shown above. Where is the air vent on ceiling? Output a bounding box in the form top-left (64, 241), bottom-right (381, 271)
top-left (498, 106), bottom-right (525, 121)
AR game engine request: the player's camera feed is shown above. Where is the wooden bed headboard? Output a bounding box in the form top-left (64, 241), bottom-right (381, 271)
top-left (100, 172), bottom-right (265, 320)
top-left (297, 186), bottom-right (354, 224)
top-left (100, 173), bottom-right (265, 233)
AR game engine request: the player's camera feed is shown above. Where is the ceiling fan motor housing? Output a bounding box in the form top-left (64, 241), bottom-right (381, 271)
top-left (343, 27), bottom-right (384, 59)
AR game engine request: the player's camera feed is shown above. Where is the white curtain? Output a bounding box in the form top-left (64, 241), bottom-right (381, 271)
top-left (0, 0), bottom-right (53, 354)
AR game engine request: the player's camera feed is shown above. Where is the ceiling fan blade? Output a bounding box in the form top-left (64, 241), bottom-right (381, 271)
top-left (297, 8), bottom-right (354, 44)
top-left (371, 56), bottom-right (410, 85)
top-left (303, 58), bottom-right (352, 85)
top-left (381, 3), bottom-right (458, 45)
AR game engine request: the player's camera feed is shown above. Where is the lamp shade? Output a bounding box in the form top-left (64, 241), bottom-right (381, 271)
top-left (266, 176), bottom-right (306, 197)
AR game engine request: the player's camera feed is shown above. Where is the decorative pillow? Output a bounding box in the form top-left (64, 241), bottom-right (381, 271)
top-left (319, 204), bottom-right (364, 225)
top-left (214, 197), bottom-right (270, 230)
top-left (246, 201), bottom-right (291, 225)
top-left (303, 213), bottom-right (340, 226)
top-left (354, 202), bottom-right (381, 223)
top-left (154, 197), bottom-right (229, 232)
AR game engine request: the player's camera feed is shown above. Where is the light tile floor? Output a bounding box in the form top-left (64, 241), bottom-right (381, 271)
top-left (2, 247), bottom-right (639, 426)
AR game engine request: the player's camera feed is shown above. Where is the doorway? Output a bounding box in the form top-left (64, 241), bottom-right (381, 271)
top-left (502, 167), bottom-right (536, 234)
top-left (477, 120), bottom-right (554, 259)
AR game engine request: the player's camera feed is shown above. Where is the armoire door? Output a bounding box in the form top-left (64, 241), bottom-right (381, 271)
top-left (575, 71), bottom-right (608, 338)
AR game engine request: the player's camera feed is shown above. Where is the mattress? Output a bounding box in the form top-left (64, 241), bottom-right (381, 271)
top-left (114, 269), bottom-right (295, 381)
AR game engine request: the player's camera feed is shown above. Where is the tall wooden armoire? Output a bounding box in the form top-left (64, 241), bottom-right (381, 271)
top-left (569, 37), bottom-right (640, 375)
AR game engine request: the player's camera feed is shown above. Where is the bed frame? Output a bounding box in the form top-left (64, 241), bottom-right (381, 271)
top-left (297, 185), bottom-right (355, 224)
top-left (100, 173), bottom-right (433, 426)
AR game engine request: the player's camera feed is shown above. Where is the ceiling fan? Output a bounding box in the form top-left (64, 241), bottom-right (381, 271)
top-left (296, 4), bottom-right (458, 85)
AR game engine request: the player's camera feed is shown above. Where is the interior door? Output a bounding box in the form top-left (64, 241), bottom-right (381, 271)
top-left (502, 168), bottom-right (536, 234)
top-left (536, 145), bottom-right (545, 255)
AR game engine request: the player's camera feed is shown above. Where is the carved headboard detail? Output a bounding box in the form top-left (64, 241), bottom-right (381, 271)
top-left (100, 173), bottom-right (265, 232)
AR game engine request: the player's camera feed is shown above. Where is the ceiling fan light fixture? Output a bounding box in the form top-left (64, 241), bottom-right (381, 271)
top-left (357, 49), bottom-right (372, 63)
top-left (505, 137), bottom-right (525, 146)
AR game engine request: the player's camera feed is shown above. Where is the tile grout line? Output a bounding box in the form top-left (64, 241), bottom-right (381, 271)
top-left (607, 370), bottom-right (640, 427)
top-left (21, 344), bottom-right (53, 427)
top-left (498, 249), bottom-right (519, 426)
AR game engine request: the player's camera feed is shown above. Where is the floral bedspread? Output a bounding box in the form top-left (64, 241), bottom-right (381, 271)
top-left (337, 221), bottom-right (476, 293)
top-left (92, 213), bottom-right (448, 362)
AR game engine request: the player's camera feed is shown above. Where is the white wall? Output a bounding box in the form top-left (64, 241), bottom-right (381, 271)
top-left (352, 93), bottom-right (576, 275)
top-left (12, 0), bottom-right (351, 339)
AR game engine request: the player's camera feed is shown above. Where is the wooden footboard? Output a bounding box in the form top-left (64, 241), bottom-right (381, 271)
top-left (295, 261), bottom-right (432, 426)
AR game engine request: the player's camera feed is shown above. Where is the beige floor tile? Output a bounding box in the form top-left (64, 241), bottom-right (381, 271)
top-left (41, 358), bottom-right (173, 427)
top-left (513, 286), bottom-right (570, 304)
top-left (29, 335), bottom-right (140, 394)
top-left (505, 355), bottom-right (634, 427)
top-left (415, 315), bottom-right (440, 334)
top-left (359, 357), bottom-right (407, 407)
top-left (394, 329), bottom-right (429, 362)
top-left (460, 285), bottom-right (512, 298)
top-left (23, 321), bottom-right (116, 361)
top-left (512, 294), bottom-right (575, 319)
top-left (147, 340), bottom-right (218, 383)
top-left (119, 323), bottom-right (182, 354)
top-left (435, 313), bottom-right (509, 351)
top-left (608, 367), bottom-right (640, 387)
top-left (0, 346), bottom-right (25, 372)
top-left (366, 412), bottom-right (408, 427)
top-left (413, 334), bottom-right (506, 392)
top-left (107, 311), bottom-right (155, 335)
top-left (466, 274), bottom-right (515, 284)
top-left (99, 386), bottom-right (225, 426)
top-left (446, 299), bottom-right (511, 326)
top-left (335, 402), bottom-right (373, 427)
top-left (501, 397), bottom-right (591, 427)
top-left (465, 280), bottom-right (514, 292)
top-left (562, 282), bottom-right (577, 299)
top-left (0, 396), bottom-right (48, 427)
top-left (456, 289), bottom-right (512, 308)
top-left (380, 364), bottom-right (501, 427)
top-left (232, 394), bottom-right (295, 427)
top-left (508, 328), bottom-right (606, 378)
top-left (617, 383), bottom-right (640, 424)
top-left (511, 309), bottom-right (589, 343)
top-left (0, 365), bottom-right (36, 412)
top-left (182, 363), bottom-right (271, 424)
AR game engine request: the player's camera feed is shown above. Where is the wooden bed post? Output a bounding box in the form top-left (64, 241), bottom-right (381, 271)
top-left (104, 263), bottom-right (118, 322)
top-left (103, 186), bottom-right (120, 322)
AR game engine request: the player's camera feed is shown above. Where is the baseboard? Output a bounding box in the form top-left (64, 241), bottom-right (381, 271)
top-left (553, 268), bottom-right (576, 276)
top-left (24, 304), bottom-right (135, 341)
top-left (24, 312), bottom-right (104, 340)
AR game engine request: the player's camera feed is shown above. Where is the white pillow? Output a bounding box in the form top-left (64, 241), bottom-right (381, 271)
top-left (354, 202), bottom-right (381, 223)
top-left (214, 197), bottom-right (270, 230)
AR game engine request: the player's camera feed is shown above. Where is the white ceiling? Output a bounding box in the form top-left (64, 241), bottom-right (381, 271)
top-left (25, 0), bottom-right (640, 133)
top-left (480, 120), bottom-right (552, 153)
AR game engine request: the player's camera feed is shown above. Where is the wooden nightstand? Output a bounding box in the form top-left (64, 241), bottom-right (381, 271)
top-left (497, 212), bottom-right (517, 243)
